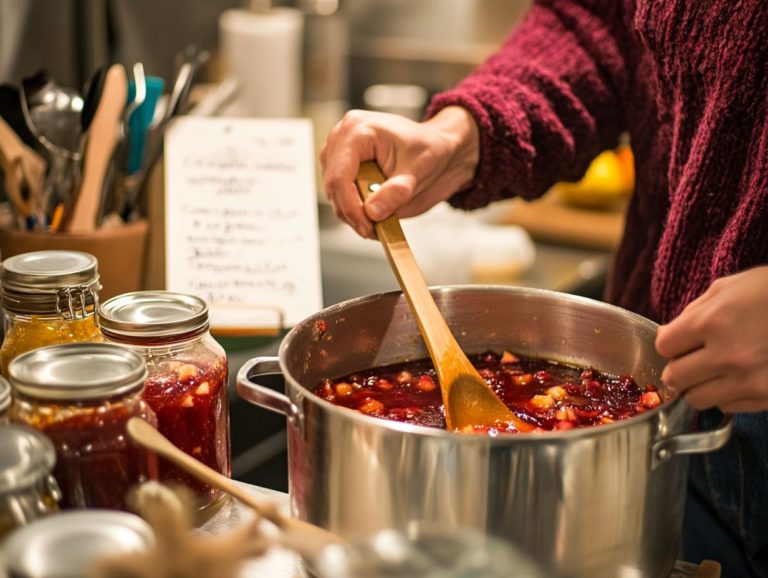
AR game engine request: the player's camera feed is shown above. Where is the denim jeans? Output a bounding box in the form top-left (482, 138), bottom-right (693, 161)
top-left (681, 410), bottom-right (768, 578)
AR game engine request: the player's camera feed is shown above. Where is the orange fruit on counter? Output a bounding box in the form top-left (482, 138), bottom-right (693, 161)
top-left (616, 144), bottom-right (635, 193)
top-left (554, 148), bottom-right (633, 210)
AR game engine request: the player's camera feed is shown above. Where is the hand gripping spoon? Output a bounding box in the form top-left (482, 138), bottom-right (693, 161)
top-left (355, 161), bottom-right (533, 432)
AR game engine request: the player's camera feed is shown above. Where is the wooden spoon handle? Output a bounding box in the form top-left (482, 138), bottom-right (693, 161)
top-left (126, 418), bottom-right (344, 560)
top-left (355, 162), bottom-right (532, 433)
top-left (355, 161), bottom-right (463, 373)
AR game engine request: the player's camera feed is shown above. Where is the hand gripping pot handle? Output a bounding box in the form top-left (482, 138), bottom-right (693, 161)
top-left (651, 412), bottom-right (733, 470)
top-left (236, 357), bottom-right (303, 429)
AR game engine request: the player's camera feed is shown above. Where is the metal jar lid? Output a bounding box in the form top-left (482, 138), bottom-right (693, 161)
top-left (98, 291), bottom-right (210, 339)
top-left (0, 425), bottom-right (56, 496)
top-left (8, 343), bottom-right (148, 401)
top-left (1, 250), bottom-right (98, 292)
top-left (0, 375), bottom-right (11, 414)
top-left (3, 510), bottom-right (154, 578)
top-left (0, 250), bottom-right (100, 315)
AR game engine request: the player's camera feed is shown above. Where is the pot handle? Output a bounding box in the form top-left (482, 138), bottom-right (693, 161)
top-left (651, 413), bottom-right (733, 469)
top-left (236, 357), bottom-right (302, 426)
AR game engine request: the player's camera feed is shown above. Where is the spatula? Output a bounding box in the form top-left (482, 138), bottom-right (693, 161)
top-left (355, 161), bottom-right (533, 432)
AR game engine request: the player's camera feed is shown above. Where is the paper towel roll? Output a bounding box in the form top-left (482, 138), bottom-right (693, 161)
top-left (219, 7), bottom-right (304, 118)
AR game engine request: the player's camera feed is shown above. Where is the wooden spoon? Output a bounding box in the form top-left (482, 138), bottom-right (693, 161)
top-left (66, 64), bottom-right (127, 232)
top-left (126, 417), bottom-right (346, 562)
top-left (0, 116), bottom-right (47, 227)
top-left (355, 162), bottom-right (533, 432)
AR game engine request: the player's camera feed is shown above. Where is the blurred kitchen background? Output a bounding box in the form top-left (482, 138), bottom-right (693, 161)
top-left (1, 0), bottom-right (529, 108)
top-left (1, 0), bottom-right (632, 491)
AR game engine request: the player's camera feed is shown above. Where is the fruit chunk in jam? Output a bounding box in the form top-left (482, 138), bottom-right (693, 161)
top-left (142, 358), bottom-right (229, 502)
top-left (315, 350), bottom-right (665, 433)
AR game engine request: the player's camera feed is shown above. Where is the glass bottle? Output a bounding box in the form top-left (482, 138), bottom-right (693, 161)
top-left (8, 343), bottom-right (158, 511)
top-left (0, 250), bottom-right (103, 376)
top-left (0, 424), bottom-right (60, 539)
top-left (98, 291), bottom-right (230, 511)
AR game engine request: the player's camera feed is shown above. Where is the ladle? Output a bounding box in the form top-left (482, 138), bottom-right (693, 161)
top-left (20, 70), bottom-right (83, 157)
top-left (355, 162), bottom-right (533, 432)
top-left (126, 417), bottom-right (346, 563)
top-left (20, 72), bottom-right (83, 225)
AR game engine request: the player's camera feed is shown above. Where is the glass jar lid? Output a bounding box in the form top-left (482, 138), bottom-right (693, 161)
top-left (0, 425), bottom-right (56, 496)
top-left (8, 343), bottom-right (147, 401)
top-left (3, 511), bottom-right (154, 578)
top-left (0, 250), bottom-right (100, 316)
top-left (99, 291), bottom-right (209, 339)
top-left (0, 375), bottom-right (11, 414)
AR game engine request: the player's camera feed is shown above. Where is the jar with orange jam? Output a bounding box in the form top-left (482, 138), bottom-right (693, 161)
top-left (98, 291), bottom-right (230, 511)
top-left (8, 343), bottom-right (158, 511)
top-left (0, 251), bottom-right (103, 376)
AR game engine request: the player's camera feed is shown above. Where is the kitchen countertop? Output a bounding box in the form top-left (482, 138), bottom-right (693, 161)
top-left (319, 218), bottom-right (612, 307)
top-left (197, 483), bottom-right (307, 578)
top-left (202, 482), bottom-right (720, 578)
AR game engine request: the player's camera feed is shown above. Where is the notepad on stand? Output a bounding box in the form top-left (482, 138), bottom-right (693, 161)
top-left (163, 117), bottom-right (323, 335)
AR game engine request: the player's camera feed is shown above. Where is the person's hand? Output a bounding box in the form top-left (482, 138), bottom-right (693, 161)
top-left (319, 106), bottom-right (480, 238)
top-left (655, 266), bottom-right (768, 412)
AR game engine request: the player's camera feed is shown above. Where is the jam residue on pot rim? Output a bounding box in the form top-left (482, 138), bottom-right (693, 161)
top-left (314, 350), bottom-right (665, 434)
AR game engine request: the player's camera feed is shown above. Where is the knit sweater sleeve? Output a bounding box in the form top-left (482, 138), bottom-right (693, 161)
top-left (428, 0), bottom-right (632, 210)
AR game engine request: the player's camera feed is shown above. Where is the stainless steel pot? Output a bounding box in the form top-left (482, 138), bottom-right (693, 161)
top-left (236, 286), bottom-right (732, 578)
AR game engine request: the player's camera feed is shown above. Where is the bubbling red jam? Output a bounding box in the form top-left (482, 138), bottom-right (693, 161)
top-left (315, 350), bottom-right (664, 433)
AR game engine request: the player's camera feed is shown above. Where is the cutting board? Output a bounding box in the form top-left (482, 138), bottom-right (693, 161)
top-left (492, 189), bottom-right (628, 251)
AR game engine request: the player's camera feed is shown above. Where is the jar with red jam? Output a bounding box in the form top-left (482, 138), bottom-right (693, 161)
top-left (0, 251), bottom-right (103, 377)
top-left (98, 291), bottom-right (230, 511)
top-left (7, 343), bottom-right (158, 511)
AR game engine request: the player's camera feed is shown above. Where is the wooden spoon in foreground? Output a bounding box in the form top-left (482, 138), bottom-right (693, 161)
top-left (355, 162), bottom-right (533, 432)
top-left (126, 417), bottom-right (346, 561)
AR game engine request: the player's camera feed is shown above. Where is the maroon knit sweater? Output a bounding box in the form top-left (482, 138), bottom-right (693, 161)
top-left (429, 0), bottom-right (768, 324)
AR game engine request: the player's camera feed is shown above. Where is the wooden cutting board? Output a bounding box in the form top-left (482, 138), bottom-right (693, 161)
top-left (492, 189), bottom-right (628, 251)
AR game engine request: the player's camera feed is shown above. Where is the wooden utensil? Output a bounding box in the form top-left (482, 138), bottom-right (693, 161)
top-left (66, 64), bottom-right (127, 232)
top-left (0, 116), bottom-right (47, 227)
top-left (126, 417), bottom-right (346, 562)
top-left (355, 161), bottom-right (533, 432)
top-left (691, 561), bottom-right (722, 578)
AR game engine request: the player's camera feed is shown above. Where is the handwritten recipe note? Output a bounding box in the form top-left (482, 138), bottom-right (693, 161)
top-left (164, 117), bottom-right (322, 333)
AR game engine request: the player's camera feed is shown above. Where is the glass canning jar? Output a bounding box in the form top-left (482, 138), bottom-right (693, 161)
top-left (0, 250), bottom-right (103, 376)
top-left (8, 343), bottom-right (158, 511)
top-left (3, 510), bottom-right (154, 578)
top-left (98, 291), bottom-right (230, 511)
top-left (0, 424), bottom-right (61, 539)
